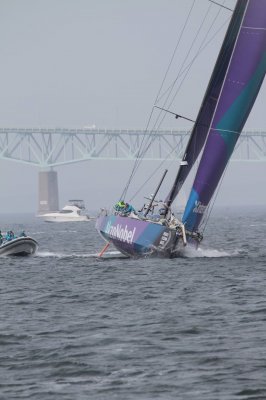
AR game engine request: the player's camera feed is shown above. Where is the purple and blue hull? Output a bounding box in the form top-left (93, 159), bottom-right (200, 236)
top-left (96, 215), bottom-right (180, 258)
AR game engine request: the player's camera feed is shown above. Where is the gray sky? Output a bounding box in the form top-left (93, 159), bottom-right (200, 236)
top-left (0, 0), bottom-right (265, 213)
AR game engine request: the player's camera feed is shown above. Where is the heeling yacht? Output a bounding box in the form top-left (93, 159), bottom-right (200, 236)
top-left (41, 200), bottom-right (91, 222)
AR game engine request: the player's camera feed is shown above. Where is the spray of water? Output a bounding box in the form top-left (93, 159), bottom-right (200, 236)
top-left (179, 245), bottom-right (241, 258)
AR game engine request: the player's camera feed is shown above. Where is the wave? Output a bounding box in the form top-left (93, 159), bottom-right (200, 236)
top-left (179, 245), bottom-right (241, 258)
top-left (36, 250), bottom-right (126, 259)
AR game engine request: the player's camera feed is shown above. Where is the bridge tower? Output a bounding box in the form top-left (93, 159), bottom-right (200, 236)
top-left (38, 170), bottom-right (59, 214)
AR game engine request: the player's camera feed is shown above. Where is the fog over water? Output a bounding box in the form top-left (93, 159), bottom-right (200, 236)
top-left (0, 0), bottom-right (265, 213)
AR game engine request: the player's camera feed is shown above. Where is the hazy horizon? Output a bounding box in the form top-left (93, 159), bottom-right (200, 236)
top-left (0, 0), bottom-right (265, 214)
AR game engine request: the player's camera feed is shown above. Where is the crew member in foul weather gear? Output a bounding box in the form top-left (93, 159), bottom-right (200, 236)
top-left (122, 203), bottom-right (135, 215)
top-left (5, 231), bottom-right (12, 241)
top-left (114, 201), bottom-right (126, 213)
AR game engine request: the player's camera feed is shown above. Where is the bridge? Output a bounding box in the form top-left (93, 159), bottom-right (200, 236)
top-left (0, 128), bottom-right (265, 212)
top-left (1, 128), bottom-right (266, 166)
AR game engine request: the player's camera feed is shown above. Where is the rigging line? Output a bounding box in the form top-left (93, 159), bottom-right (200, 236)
top-left (144, 14), bottom-right (221, 154)
top-left (124, 73), bottom-right (188, 189)
top-left (165, 3), bottom-right (225, 171)
top-left (157, 9), bottom-right (229, 104)
top-left (164, 0), bottom-right (223, 110)
top-left (121, 108), bottom-right (155, 199)
top-left (208, 0), bottom-right (233, 12)
top-left (131, 18), bottom-right (225, 196)
top-left (160, 6), bottom-right (228, 194)
top-left (122, 1), bottom-right (228, 201)
top-left (124, 84), bottom-right (194, 199)
top-left (154, 106), bottom-right (196, 123)
top-left (129, 130), bottom-right (192, 202)
top-left (135, 36), bottom-right (201, 174)
top-left (121, 2), bottom-right (198, 198)
top-left (154, 0), bottom-right (196, 104)
top-left (139, 82), bottom-right (192, 170)
top-left (127, 107), bottom-right (177, 180)
top-left (152, 5), bottom-right (224, 191)
top-left (122, 98), bottom-right (176, 199)
top-left (156, 1), bottom-right (214, 109)
top-left (125, 0), bottom-right (226, 186)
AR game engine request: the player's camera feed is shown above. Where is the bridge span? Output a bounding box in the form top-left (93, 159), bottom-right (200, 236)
top-left (0, 128), bottom-right (265, 212)
top-left (1, 128), bottom-right (266, 166)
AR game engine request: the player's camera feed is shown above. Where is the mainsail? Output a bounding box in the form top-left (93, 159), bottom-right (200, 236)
top-left (182, 0), bottom-right (266, 232)
top-left (165, 0), bottom-right (248, 209)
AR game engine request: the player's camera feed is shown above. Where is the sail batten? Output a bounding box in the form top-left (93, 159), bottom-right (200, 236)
top-left (182, 0), bottom-right (266, 233)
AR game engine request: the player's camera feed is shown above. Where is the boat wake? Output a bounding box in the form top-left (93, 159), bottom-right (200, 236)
top-left (36, 246), bottom-right (243, 260)
top-left (36, 250), bottom-right (127, 259)
top-left (179, 245), bottom-right (241, 258)
top-left (36, 251), bottom-right (95, 258)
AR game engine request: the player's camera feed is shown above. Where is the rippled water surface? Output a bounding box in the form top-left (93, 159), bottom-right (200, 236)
top-left (1, 206), bottom-right (266, 399)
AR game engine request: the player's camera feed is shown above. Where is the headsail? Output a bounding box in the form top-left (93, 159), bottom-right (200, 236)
top-left (165, 0), bottom-right (248, 209)
top-left (182, 0), bottom-right (266, 232)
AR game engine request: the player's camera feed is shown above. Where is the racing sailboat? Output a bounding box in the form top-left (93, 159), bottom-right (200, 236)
top-left (96, 0), bottom-right (266, 258)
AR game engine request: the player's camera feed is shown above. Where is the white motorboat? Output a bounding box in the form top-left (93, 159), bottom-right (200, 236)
top-left (40, 200), bottom-right (91, 222)
top-left (0, 236), bottom-right (38, 256)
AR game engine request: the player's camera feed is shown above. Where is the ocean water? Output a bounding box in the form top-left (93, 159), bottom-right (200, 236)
top-left (1, 206), bottom-right (266, 399)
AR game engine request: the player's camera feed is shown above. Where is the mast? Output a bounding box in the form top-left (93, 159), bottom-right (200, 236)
top-left (165, 0), bottom-right (248, 211)
top-left (182, 0), bottom-right (266, 233)
top-left (144, 169), bottom-right (168, 217)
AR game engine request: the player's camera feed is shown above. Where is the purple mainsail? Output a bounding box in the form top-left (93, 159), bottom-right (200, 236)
top-left (182, 0), bottom-right (266, 232)
top-left (165, 0), bottom-right (248, 208)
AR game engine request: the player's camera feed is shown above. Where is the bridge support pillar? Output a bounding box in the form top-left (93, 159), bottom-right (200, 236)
top-left (38, 170), bottom-right (59, 213)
